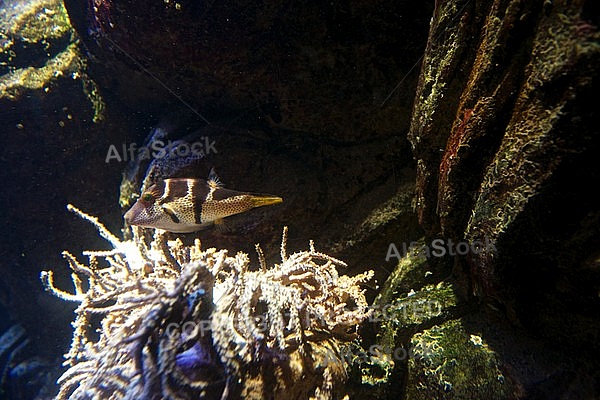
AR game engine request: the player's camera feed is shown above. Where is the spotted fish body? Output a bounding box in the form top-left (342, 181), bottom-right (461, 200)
top-left (124, 175), bottom-right (282, 233)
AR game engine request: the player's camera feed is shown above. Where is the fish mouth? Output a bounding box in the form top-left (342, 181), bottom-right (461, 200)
top-left (123, 204), bottom-right (142, 225)
top-left (123, 209), bottom-right (134, 225)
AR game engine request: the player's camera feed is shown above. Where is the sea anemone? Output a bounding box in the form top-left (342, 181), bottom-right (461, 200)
top-left (41, 205), bottom-right (373, 399)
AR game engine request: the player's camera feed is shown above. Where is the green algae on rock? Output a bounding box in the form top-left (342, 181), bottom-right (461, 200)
top-left (0, 0), bottom-right (105, 121)
top-left (346, 240), bottom-right (465, 398)
top-left (407, 319), bottom-right (514, 400)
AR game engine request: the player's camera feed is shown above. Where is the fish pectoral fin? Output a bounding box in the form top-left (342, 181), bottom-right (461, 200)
top-left (161, 204), bottom-right (181, 223)
top-left (213, 218), bottom-right (233, 234)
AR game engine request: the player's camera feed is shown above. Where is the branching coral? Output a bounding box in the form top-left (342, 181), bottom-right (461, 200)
top-left (41, 205), bottom-right (373, 399)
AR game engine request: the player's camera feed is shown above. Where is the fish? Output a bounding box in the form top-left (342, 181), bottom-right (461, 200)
top-left (124, 170), bottom-right (283, 233)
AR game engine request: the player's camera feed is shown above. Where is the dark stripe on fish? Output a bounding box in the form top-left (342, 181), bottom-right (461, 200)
top-left (162, 206), bottom-right (181, 223)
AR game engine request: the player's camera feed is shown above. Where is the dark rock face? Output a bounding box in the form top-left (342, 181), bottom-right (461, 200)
top-left (409, 0), bottom-right (600, 317)
top-left (63, 0), bottom-right (432, 139)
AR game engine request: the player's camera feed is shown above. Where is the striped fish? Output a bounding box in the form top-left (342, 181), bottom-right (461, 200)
top-left (124, 171), bottom-right (282, 233)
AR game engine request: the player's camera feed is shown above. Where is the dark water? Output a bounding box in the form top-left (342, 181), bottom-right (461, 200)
top-left (6, 0), bottom-right (598, 399)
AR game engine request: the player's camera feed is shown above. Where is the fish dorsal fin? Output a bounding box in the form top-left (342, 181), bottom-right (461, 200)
top-left (207, 167), bottom-right (223, 189)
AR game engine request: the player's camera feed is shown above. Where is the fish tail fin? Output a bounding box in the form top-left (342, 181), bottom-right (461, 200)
top-left (249, 195), bottom-right (283, 208)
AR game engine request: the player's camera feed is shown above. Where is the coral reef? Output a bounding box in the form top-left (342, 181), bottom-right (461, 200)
top-left (41, 205), bottom-right (373, 399)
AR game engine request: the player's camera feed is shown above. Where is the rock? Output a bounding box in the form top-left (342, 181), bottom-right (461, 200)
top-left (346, 245), bottom-right (464, 398)
top-left (407, 0), bottom-right (600, 356)
top-left (362, 0), bottom-right (600, 397)
top-left (0, 0), bottom-right (103, 118)
top-left (0, 0), bottom-right (109, 366)
top-left (62, 0), bottom-right (432, 139)
top-left (407, 319), bottom-right (516, 400)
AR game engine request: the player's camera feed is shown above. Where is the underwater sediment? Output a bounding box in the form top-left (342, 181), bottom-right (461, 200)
top-left (41, 205), bottom-right (373, 399)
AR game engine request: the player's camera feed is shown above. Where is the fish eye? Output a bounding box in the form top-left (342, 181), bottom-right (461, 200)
top-left (142, 193), bottom-right (154, 202)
